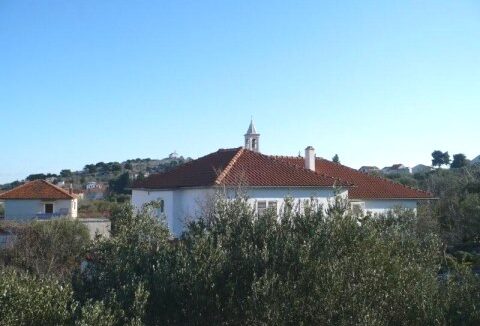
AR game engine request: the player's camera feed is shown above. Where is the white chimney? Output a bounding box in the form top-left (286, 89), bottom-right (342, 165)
top-left (305, 146), bottom-right (315, 172)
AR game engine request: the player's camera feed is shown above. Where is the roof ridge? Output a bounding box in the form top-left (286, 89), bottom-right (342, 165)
top-left (266, 153), bottom-right (352, 187)
top-left (40, 180), bottom-right (76, 198)
top-left (214, 148), bottom-right (245, 185)
top-left (0, 179), bottom-right (75, 200)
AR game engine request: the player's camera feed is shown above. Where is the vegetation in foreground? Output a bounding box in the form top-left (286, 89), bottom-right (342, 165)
top-left (1, 197), bottom-right (480, 325)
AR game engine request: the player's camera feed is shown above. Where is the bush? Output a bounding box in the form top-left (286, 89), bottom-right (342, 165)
top-left (4, 219), bottom-right (90, 278)
top-left (0, 269), bottom-right (73, 326)
top-left (2, 197), bottom-right (480, 324)
top-left (72, 197), bottom-right (480, 324)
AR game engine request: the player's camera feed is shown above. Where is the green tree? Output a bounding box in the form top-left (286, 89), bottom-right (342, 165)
top-left (108, 172), bottom-right (131, 194)
top-left (432, 150), bottom-right (450, 168)
top-left (73, 204), bottom-right (170, 325)
top-left (60, 169), bottom-right (73, 178)
top-left (451, 153), bottom-right (467, 169)
top-left (443, 151), bottom-right (451, 166)
top-left (332, 154), bottom-right (340, 163)
top-left (5, 219), bottom-right (90, 278)
top-left (84, 164), bottom-right (97, 174)
top-left (0, 270), bottom-right (73, 326)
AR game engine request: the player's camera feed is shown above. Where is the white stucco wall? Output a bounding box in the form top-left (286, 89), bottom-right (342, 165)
top-left (80, 218), bottom-right (111, 239)
top-left (362, 199), bottom-right (418, 215)
top-left (131, 189), bottom-right (175, 227)
top-left (241, 187), bottom-right (345, 213)
top-left (131, 188), bottom-right (215, 236)
top-left (4, 199), bottom-right (77, 220)
top-left (132, 187), bottom-right (345, 237)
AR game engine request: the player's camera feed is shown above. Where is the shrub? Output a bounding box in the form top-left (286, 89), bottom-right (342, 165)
top-left (5, 219), bottom-right (90, 278)
top-left (0, 269), bottom-right (73, 326)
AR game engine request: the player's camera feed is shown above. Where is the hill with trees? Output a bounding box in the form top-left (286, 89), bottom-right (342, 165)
top-left (0, 154), bottom-right (192, 194)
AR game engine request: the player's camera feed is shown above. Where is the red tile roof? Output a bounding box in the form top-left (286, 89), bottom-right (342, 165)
top-left (0, 180), bottom-right (75, 200)
top-left (132, 148), bottom-right (432, 200)
top-left (133, 148), bottom-right (351, 189)
top-left (274, 156), bottom-right (432, 200)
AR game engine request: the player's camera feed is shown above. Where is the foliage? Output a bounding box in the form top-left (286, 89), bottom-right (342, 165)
top-left (332, 153), bottom-right (340, 163)
top-left (431, 150), bottom-right (451, 168)
top-left (84, 164), bottom-right (97, 174)
top-left (2, 219), bottom-right (90, 278)
top-left (73, 199), bottom-right (480, 324)
top-left (26, 173), bottom-right (58, 181)
top-left (2, 196), bottom-right (480, 324)
top-left (0, 269), bottom-right (73, 326)
top-left (73, 204), bottom-right (171, 325)
top-left (109, 172), bottom-right (132, 195)
top-left (78, 200), bottom-right (122, 218)
top-left (451, 153), bottom-right (468, 169)
top-left (60, 169), bottom-right (73, 178)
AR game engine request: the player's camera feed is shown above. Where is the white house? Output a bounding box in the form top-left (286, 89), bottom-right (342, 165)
top-left (86, 181), bottom-right (98, 190)
top-left (132, 121), bottom-right (433, 236)
top-left (358, 166), bottom-right (380, 174)
top-left (471, 155), bottom-right (480, 165)
top-left (412, 164), bottom-right (433, 174)
top-left (381, 164), bottom-right (411, 175)
top-left (0, 180), bottom-right (78, 220)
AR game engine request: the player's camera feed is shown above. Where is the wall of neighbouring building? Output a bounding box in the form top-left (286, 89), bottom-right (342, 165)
top-left (79, 218), bottom-right (111, 239)
top-left (4, 199), bottom-right (76, 220)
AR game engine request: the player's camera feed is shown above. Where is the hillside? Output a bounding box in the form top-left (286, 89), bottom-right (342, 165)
top-left (0, 153), bottom-right (192, 192)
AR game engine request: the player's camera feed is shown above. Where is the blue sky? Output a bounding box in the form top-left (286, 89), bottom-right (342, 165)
top-left (1, 1), bottom-right (479, 183)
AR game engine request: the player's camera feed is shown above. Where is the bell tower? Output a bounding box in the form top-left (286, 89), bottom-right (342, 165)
top-left (244, 119), bottom-right (260, 152)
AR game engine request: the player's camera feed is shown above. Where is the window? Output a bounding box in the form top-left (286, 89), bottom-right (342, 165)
top-left (158, 199), bottom-right (165, 213)
top-left (351, 202), bottom-right (365, 216)
top-left (257, 201), bottom-right (267, 215)
top-left (44, 203), bottom-right (53, 214)
top-left (268, 201), bottom-right (278, 212)
top-left (257, 201), bottom-right (278, 215)
top-left (155, 199), bottom-right (165, 218)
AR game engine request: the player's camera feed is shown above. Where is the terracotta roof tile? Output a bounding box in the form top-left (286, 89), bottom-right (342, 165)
top-left (274, 156), bottom-right (432, 200)
top-left (133, 148), bottom-right (350, 189)
top-left (0, 180), bottom-right (75, 200)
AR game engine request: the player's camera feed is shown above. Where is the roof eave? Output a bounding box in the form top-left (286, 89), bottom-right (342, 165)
top-left (351, 197), bottom-right (436, 201)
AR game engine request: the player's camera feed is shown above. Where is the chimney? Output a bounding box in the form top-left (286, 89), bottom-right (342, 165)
top-left (69, 183), bottom-right (73, 195)
top-left (305, 146), bottom-right (315, 172)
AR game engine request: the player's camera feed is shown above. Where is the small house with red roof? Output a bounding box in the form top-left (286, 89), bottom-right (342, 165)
top-left (0, 180), bottom-right (78, 220)
top-left (132, 120), bottom-right (433, 236)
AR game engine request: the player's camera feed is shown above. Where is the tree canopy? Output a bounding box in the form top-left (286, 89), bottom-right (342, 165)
top-left (451, 153), bottom-right (468, 169)
top-left (432, 150), bottom-right (451, 168)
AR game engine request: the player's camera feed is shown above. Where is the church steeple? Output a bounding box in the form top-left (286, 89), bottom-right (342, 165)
top-left (244, 119), bottom-right (260, 152)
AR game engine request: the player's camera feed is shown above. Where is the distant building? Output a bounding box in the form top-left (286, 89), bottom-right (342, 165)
top-left (471, 155), bottom-right (480, 165)
top-left (382, 164), bottom-right (410, 175)
top-left (0, 180), bottom-right (78, 220)
top-left (85, 188), bottom-right (107, 201)
top-left (359, 166), bottom-right (380, 174)
top-left (86, 181), bottom-right (98, 190)
top-left (412, 164), bottom-right (432, 174)
top-left (45, 177), bottom-right (56, 183)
